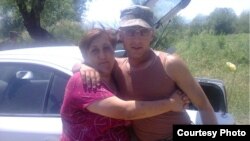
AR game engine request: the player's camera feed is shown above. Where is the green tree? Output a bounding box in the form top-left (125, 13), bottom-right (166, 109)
top-left (153, 16), bottom-right (186, 50)
top-left (0, 0), bottom-right (87, 43)
top-left (189, 14), bottom-right (208, 35)
top-left (42, 0), bottom-right (87, 27)
top-left (15, 0), bottom-right (54, 42)
top-left (236, 11), bottom-right (250, 33)
top-left (207, 8), bottom-right (237, 35)
top-left (0, 0), bottom-right (24, 38)
top-left (73, 0), bottom-right (88, 22)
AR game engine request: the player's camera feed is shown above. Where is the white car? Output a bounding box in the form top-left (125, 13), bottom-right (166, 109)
top-left (0, 47), bottom-right (81, 141)
top-left (0, 46), bottom-right (235, 141)
top-left (0, 0), bottom-right (235, 140)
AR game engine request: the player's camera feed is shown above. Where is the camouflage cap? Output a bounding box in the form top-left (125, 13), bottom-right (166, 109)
top-left (119, 5), bottom-right (154, 28)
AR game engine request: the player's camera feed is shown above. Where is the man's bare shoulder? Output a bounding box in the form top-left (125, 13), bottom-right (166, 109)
top-left (153, 50), bottom-right (181, 65)
top-left (166, 54), bottom-right (182, 65)
top-left (154, 50), bottom-right (187, 74)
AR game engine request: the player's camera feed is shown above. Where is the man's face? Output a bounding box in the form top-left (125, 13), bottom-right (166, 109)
top-left (119, 26), bottom-right (154, 59)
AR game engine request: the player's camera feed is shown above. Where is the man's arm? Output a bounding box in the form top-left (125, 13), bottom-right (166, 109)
top-left (164, 53), bottom-right (218, 124)
top-left (78, 58), bottom-right (126, 89)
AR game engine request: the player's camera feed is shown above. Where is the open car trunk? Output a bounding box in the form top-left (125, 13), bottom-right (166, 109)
top-left (186, 77), bottom-right (235, 124)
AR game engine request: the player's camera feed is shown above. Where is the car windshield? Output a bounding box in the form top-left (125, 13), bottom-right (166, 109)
top-left (133, 0), bottom-right (190, 25)
top-left (146, 0), bottom-right (182, 20)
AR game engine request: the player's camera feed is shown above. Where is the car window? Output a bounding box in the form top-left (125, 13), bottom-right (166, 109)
top-left (0, 63), bottom-right (70, 115)
top-left (0, 63), bottom-right (52, 114)
top-left (46, 74), bottom-right (69, 114)
top-left (145, 0), bottom-right (190, 28)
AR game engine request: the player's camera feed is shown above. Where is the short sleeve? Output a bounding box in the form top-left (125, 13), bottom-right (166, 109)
top-left (65, 72), bottom-right (114, 110)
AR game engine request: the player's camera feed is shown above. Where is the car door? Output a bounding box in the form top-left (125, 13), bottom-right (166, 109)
top-left (0, 62), bottom-right (69, 141)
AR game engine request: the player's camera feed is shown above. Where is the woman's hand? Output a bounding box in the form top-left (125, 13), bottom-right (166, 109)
top-left (169, 90), bottom-right (190, 112)
top-left (179, 91), bottom-right (191, 109)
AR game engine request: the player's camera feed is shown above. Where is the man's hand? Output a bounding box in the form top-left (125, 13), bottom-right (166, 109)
top-left (80, 64), bottom-right (101, 90)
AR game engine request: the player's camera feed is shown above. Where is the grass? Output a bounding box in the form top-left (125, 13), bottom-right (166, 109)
top-left (174, 33), bottom-right (249, 124)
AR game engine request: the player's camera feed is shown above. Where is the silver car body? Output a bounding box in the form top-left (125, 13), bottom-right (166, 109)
top-left (0, 47), bottom-right (82, 141)
top-left (0, 47), bottom-right (235, 141)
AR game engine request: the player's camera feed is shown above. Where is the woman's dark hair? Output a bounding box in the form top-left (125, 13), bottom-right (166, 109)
top-left (79, 28), bottom-right (117, 56)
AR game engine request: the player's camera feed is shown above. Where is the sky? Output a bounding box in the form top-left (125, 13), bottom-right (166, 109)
top-left (84, 0), bottom-right (250, 27)
top-left (84, 0), bottom-right (132, 27)
top-left (179, 0), bottom-right (250, 20)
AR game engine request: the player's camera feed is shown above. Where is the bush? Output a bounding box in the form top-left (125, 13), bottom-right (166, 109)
top-left (47, 20), bottom-right (85, 45)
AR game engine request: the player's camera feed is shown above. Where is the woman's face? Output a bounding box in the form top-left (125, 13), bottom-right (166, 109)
top-left (85, 33), bottom-right (115, 76)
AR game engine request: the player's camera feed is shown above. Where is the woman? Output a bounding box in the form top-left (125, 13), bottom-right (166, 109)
top-left (60, 28), bottom-right (187, 141)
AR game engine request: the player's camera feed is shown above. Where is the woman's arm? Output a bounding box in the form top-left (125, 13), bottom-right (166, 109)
top-left (164, 53), bottom-right (217, 124)
top-left (87, 90), bottom-right (185, 120)
top-left (77, 59), bottom-right (188, 120)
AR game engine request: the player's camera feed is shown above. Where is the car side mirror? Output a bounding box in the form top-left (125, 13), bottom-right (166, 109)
top-left (16, 71), bottom-right (34, 80)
